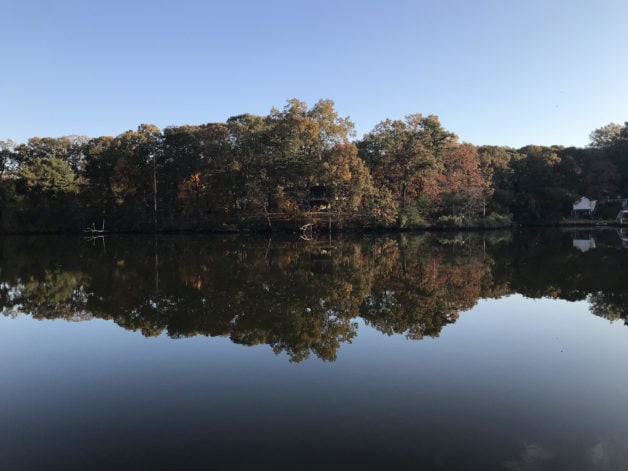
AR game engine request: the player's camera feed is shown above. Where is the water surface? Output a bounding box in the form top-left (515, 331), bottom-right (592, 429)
top-left (2, 230), bottom-right (628, 470)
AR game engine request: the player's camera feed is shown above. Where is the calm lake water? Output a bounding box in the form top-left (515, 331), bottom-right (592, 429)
top-left (2, 230), bottom-right (628, 470)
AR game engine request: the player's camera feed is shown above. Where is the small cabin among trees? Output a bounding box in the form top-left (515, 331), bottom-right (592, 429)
top-left (307, 185), bottom-right (330, 210)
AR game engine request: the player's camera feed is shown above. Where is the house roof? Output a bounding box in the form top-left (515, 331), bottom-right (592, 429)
top-left (573, 197), bottom-right (596, 211)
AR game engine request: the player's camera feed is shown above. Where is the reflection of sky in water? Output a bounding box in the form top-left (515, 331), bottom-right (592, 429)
top-left (2, 295), bottom-right (628, 470)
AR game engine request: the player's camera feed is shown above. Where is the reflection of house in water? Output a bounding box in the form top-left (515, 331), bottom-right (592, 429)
top-left (571, 232), bottom-right (595, 252)
top-left (571, 228), bottom-right (628, 251)
top-left (619, 228), bottom-right (628, 248)
top-left (573, 237), bottom-right (596, 252)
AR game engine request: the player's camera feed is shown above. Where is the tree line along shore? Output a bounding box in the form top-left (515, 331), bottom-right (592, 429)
top-left (1, 99), bottom-right (627, 233)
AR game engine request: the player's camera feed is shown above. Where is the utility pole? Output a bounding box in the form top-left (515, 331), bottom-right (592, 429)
top-left (152, 152), bottom-right (157, 232)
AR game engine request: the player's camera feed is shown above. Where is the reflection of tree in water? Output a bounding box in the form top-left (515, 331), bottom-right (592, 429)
top-left (0, 236), bottom-right (374, 361)
top-left (361, 236), bottom-right (492, 339)
top-left (2, 230), bottom-right (628, 361)
top-left (491, 230), bottom-right (628, 323)
top-left (22, 269), bottom-right (92, 320)
top-left (589, 292), bottom-right (628, 324)
top-left (144, 238), bottom-right (371, 361)
top-left (0, 238), bottom-right (92, 320)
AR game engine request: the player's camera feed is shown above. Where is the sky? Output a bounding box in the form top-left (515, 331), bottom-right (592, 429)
top-left (2, 0), bottom-right (627, 147)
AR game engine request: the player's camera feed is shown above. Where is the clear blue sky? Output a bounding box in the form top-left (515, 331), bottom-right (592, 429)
top-left (2, 0), bottom-right (627, 147)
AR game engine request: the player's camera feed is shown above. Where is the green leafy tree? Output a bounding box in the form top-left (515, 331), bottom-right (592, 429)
top-left (14, 136), bottom-right (87, 171)
top-left (509, 146), bottom-right (577, 222)
top-left (20, 157), bottom-right (79, 194)
top-left (359, 114), bottom-right (457, 225)
top-left (111, 124), bottom-right (162, 230)
top-left (226, 113), bottom-right (273, 215)
top-left (162, 123), bottom-right (231, 227)
top-left (589, 123), bottom-right (628, 196)
top-left (0, 140), bottom-right (17, 178)
top-left (589, 123), bottom-right (622, 149)
top-left (82, 136), bottom-right (121, 225)
top-left (321, 143), bottom-right (375, 218)
top-left (477, 145), bottom-right (517, 216)
top-left (17, 157), bottom-right (81, 230)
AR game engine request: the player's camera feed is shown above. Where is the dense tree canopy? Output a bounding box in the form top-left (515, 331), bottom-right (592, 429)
top-left (0, 99), bottom-right (626, 233)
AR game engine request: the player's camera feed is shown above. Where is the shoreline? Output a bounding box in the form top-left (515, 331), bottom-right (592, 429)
top-left (1, 219), bottom-right (625, 236)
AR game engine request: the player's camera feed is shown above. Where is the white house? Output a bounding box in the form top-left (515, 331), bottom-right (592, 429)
top-left (572, 197), bottom-right (597, 217)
